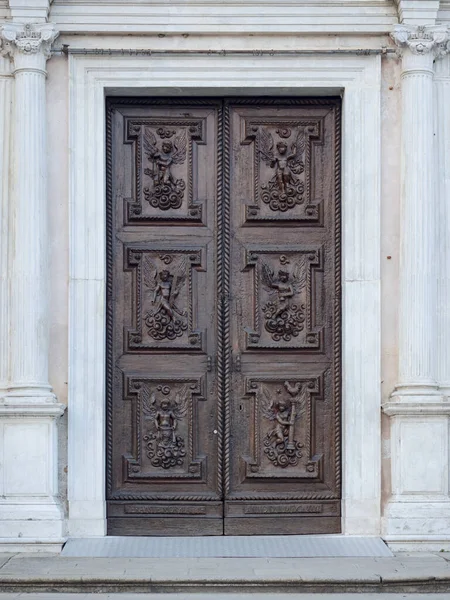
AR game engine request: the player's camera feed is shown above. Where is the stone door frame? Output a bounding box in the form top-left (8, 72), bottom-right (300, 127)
top-left (68, 52), bottom-right (382, 537)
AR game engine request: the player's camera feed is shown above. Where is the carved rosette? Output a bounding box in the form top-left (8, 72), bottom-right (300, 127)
top-left (391, 25), bottom-right (450, 58)
top-left (0, 23), bottom-right (59, 67)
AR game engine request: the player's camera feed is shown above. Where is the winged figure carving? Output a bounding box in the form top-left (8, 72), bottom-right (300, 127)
top-left (142, 254), bottom-right (188, 341)
top-left (142, 128), bottom-right (187, 210)
top-left (260, 255), bottom-right (308, 342)
top-left (143, 128), bottom-right (187, 185)
top-left (257, 127), bottom-right (307, 212)
top-left (142, 384), bottom-right (190, 423)
top-left (260, 381), bottom-right (308, 468)
top-left (261, 255), bottom-right (307, 313)
top-left (259, 128), bottom-right (306, 189)
top-left (141, 383), bottom-right (190, 470)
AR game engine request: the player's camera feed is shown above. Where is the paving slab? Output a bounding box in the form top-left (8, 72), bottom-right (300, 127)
top-left (1, 595), bottom-right (450, 600)
top-left (0, 559), bottom-right (13, 571)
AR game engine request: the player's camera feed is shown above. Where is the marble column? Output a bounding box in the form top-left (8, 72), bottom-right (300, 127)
top-left (383, 25), bottom-right (450, 551)
top-left (0, 52), bottom-right (12, 400)
top-left (0, 23), bottom-right (65, 552)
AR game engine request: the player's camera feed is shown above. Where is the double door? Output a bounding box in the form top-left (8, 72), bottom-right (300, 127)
top-left (106, 98), bottom-right (341, 535)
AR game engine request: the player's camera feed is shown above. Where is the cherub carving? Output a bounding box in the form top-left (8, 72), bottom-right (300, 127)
top-left (261, 390), bottom-right (293, 445)
top-left (144, 129), bottom-right (187, 185)
top-left (261, 256), bottom-right (308, 341)
top-left (143, 255), bottom-right (188, 341)
top-left (260, 381), bottom-right (308, 468)
top-left (258, 128), bottom-right (306, 212)
top-left (143, 128), bottom-right (187, 210)
top-left (142, 384), bottom-right (190, 469)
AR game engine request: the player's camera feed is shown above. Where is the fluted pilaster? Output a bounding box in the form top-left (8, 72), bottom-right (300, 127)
top-left (435, 55), bottom-right (450, 396)
top-left (0, 53), bottom-right (12, 397)
top-left (390, 25), bottom-right (449, 401)
top-left (0, 23), bottom-right (65, 551)
top-left (1, 23), bottom-right (59, 401)
top-left (382, 25), bottom-right (450, 550)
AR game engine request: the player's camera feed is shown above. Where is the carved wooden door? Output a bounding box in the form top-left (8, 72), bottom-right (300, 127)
top-left (106, 98), bottom-right (341, 536)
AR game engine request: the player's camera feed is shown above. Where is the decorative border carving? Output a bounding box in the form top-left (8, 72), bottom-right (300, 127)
top-left (333, 101), bottom-right (342, 497)
top-left (216, 102), bottom-right (225, 498)
top-left (220, 102), bottom-right (232, 497)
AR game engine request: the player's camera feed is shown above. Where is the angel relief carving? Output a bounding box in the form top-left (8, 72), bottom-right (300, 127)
top-left (143, 254), bottom-right (188, 341)
top-left (143, 128), bottom-right (187, 210)
top-left (142, 384), bottom-right (190, 469)
top-left (261, 381), bottom-right (308, 468)
top-left (259, 127), bottom-right (306, 212)
top-left (261, 255), bottom-right (308, 342)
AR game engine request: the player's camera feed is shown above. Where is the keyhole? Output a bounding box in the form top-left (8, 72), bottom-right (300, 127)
top-left (239, 404), bottom-right (243, 411)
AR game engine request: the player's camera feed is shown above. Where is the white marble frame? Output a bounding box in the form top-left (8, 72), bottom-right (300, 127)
top-left (68, 53), bottom-right (382, 537)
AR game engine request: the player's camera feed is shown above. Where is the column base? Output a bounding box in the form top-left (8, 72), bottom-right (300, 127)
top-left (383, 500), bottom-right (450, 551)
top-left (388, 383), bottom-right (443, 407)
top-left (0, 502), bottom-right (65, 552)
top-left (0, 399), bottom-right (66, 551)
top-left (382, 394), bottom-right (450, 552)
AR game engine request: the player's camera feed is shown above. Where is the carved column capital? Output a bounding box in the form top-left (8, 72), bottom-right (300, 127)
top-left (391, 25), bottom-right (450, 59)
top-left (0, 22), bottom-right (59, 66)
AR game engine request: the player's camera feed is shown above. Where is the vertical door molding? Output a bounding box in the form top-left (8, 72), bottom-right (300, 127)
top-left (68, 52), bottom-right (381, 537)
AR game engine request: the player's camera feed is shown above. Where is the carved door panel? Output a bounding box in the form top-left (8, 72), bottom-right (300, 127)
top-left (106, 100), bottom-right (223, 535)
top-left (224, 100), bottom-right (341, 534)
top-left (107, 98), bottom-right (341, 536)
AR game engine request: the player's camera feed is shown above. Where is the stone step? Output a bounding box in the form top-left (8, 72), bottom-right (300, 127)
top-left (0, 554), bottom-right (450, 594)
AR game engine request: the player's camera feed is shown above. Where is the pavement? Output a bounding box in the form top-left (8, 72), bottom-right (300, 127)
top-left (1, 553), bottom-right (450, 593)
top-left (0, 595), bottom-right (449, 600)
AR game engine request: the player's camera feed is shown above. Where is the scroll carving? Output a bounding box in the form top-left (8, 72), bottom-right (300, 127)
top-left (391, 25), bottom-right (450, 57)
top-left (1, 23), bottom-right (59, 59)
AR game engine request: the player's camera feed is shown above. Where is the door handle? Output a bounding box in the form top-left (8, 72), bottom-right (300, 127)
top-left (207, 355), bottom-right (216, 372)
top-left (233, 353), bottom-right (241, 373)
